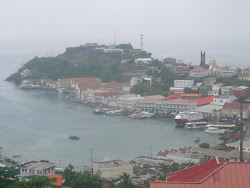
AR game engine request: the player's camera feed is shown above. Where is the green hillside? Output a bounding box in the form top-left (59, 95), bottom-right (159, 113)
top-left (6, 44), bottom-right (151, 84)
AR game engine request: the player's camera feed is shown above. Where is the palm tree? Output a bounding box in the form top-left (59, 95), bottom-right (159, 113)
top-left (117, 173), bottom-right (134, 188)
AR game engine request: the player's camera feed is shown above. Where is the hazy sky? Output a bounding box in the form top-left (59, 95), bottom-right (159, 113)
top-left (1, 0), bottom-right (250, 65)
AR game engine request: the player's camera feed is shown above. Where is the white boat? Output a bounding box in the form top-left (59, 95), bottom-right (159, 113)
top-left (175, 112), bottom-right (207, 126)
top-left (204, 127), bottom-right (228, 134)
top-left (184, 121), bottom-right (208, 129)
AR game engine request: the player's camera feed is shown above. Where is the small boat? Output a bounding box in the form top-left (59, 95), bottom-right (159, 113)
top-left (93, 108), bottom-right (104, 115)
top-left (184, 122), bottom-right (208, 129)
top-left (128, 114), bottom-right (143, 119)
top-left (69, 136), bottom-right (80, 140)
top-left (194, 137), bottom-right (200, 143)
top-left (13, 155), bottom-right (21, 158)
top-left (204, 127), bottom-right (228, 134)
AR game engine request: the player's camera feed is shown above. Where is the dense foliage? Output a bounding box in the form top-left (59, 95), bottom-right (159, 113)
top-left (199, 142), bottom-right (210, 149)
top-left (0, 166), bottom-right (57, 188)
top-left (6, 46), bottom-right (151, 84)
top-left (63, 164), bottom-right (104, 188)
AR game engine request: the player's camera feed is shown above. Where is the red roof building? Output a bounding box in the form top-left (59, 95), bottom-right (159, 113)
top-left (150, 157), bottom-right (250, 188)
top-left (47, 174), bottom-right (63, 187)
top-left (166, 95), bottom-right (179, 100)
top-left (180, 94), bottom-right (201, 100)
top-left (191, 96), bottom-right (214, 106)
top-left (222, 103), bottom-right (250, 119)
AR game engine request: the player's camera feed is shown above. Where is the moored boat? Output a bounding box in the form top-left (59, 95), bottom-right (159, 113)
top-left (69, 135), bottom-right (80, 140)
top-left (204, 127), bottom-right (228, 134)
top-left (194, 137), bottom-right (200, 143)
top-left (175, 112), bottom-right (207, 127)
top-left (184, 121), bottom-right (208, 129)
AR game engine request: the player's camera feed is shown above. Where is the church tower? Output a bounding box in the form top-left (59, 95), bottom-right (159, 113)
top-left (200, 51), bottom-right (206, 67)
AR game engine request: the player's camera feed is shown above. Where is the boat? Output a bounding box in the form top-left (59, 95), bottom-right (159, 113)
top-left (13, 155), bottom-right (21, 158)
top-left (128, 114), bottom-right (143, 119)
top-left (69, 136), bottom-right (80, 140)
top-left (174, 112), bottom-right (207, 126)
top-left (194, 137), bottom-right (200, 143)
top-left (93, 108), bottom-right (105, 115)
top-left (204, 127), bottom-right (228, 134)
top-left (184, 121), bottom-right (208, 129)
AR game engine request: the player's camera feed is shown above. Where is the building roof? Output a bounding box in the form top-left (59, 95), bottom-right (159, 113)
top-left (151, 157), bottom-right (250, 188)
top-left (20, 160), bottom-right (55, 171)
top-left (167, 99), bottom-right (195, 104)
top-left (180, 94), bottom-right (201, 97)
top-left (142, 98), bottom-right (165, 102)
top-left (94, 91), bottom-right (123, 97)
top-left (192, 96), bottom-right (213, 106)
top-left (213, 83), bottom-right (223, 86)
top-left (223, 103), bottom-right (250, 110)
top-left (166, 95), bottom-right (179, 100)
top-left (226, 140), bottom-right (250, 148)
top-left (101, 81), bottom-right (129, 89)
top-left (77, 83), bottom-right (102, 90)
top-left (47, 174), bottom-right (63, 186)
top-left (94, 159), bottom-right (132, 168)
top-left (216, 67), bottom-right (224, 70)
top-left (41, 79), bottom-right (56, 84)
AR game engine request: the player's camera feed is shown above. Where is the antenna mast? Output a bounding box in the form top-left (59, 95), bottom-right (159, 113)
top-left (140, 33), bottom-right (143, 51)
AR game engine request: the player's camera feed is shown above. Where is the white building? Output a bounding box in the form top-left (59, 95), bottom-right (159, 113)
top-left (174, 80), bottom-right (194, 88)
top-left (93, 159), bottom-right (133, 179)
top-left (20, 160), bottom-right (56, 176)
top-left (189, 67), bottom-right (209, 77)
top-left (103, 48), bottom-right (123, 53)
top-left (20, 69), bottom-right (32, 77)
top-left (212, 95), bottom-right (237, 106)
top-left (135, 99), bottom-right (197, 114)
top-left (134, 58), bottom-right (152, 65)
top-left (130, 77), bottom-right (142, 86)
top-left (221, 86), bottom-right (234, 95)
top-left (117, 95), bottom-right (144, 111)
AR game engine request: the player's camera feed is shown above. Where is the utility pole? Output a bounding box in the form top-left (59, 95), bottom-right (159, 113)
top-left (90, 148), bottom-right (94, 174)
top-left (149, 145), bottom-right (152, 158)
top-left (114, 35), bottom-right (116, 46)
top-left (240, 99), bottom-right (243, 162)
top-left (140, 34), bottom-right (143, 51)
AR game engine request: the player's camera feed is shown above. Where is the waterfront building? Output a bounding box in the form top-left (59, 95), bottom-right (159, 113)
top-left (217, 70), bottom-right (236, 78)
top-left (134, 58), bottom-right (152, 65)
top-left (92, 91), bottom-right (123, 104)
top-left (20, 160), bottom-right (56, 176)
top-left (174, 80), bottom-right (194, 88)
top-left (117, 95), bottom-right (144, 111)
top-left (194, 104), bottom-right (223, 118)
top-left (93, 159), bottom-right (133, 179)
top-left (189, 66), bottom-right (209, 77)
top-left (41, 79), bottom-right (57, 89)
top-left (131, 156), bottom-right (173, 168)
top-left (221, 86), bottom-right (234, 95)
top-left (150, 157), bottom-right (250, 188)
top-left (75, 83), bottom-right (102, 100)
top-left (199, 85), bottom-right (212, 97)
top-left (222, 102), bottom-right (250, 119)
top-left (135, 99), bottom-right (197, 114)
top-left (212, 95), bottom-right (237, 106)
top-left (204, 77), bottom-right (216, 85)
top-left (169, 87), bottom-right (184, 96)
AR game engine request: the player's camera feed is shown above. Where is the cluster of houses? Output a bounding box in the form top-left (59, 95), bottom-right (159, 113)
top-left (40, 75), bottom-right (250, 120)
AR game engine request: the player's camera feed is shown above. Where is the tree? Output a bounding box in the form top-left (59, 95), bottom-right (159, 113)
top-left (63, 164), bottom-right (104, 188)
top-left (199, 155), bottom-right (212, 164)
top-left (116, 173), bottom-right (135, 188)
top-left (199, 143), bottom-right (210, 149)
top-left (0, 166), bottom-right (19, 187)
top-left (19, 175), bottom-right (57, 188)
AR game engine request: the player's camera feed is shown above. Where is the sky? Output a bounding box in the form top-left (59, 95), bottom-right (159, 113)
top-left (0, 0), bottom-right (250, 65)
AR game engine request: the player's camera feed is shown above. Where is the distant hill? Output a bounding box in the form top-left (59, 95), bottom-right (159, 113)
top-left (6, 44), bottom-right (151, 84)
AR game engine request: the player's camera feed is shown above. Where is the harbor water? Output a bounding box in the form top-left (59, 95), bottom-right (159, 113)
top-left (0, 54), bottom-right (221, 169)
